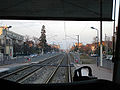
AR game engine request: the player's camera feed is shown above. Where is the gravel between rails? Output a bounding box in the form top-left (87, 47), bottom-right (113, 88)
top-left (22, 53), bottom-right (74, 84)
top-left (20, 55), bottom-right (64, 84)
top-left (1, 53), bottom-right (76, 84)
top-left (50, 67), bottom-right (67, 83)
top-left (1, 54), bottom-right (64, 83)
top-left (22, 66), bottom-right (56, 84)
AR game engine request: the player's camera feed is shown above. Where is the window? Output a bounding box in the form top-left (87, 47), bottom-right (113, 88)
top-left (0, 20), bottom-right (115, 84)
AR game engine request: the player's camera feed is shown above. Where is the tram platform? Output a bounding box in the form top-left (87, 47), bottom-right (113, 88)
top-left (74, 64), bottom-right (113, 81)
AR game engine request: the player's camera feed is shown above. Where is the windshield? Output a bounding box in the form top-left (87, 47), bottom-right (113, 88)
top-left (0, 20), bottom-right (115, 84)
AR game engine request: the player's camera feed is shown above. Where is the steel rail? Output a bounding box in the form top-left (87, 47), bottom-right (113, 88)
top-left (45, 55), bottom-right (65, 84)
top-left (17, 54), bottom-right (64, 83)
top-left (67, 54), bottom-right (73, 83)
top-left (0, 54), bottom-right (62, 82)
top-left (17, 67), bottom-right (43, 83)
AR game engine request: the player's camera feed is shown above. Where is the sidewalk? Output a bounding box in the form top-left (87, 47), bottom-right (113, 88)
top-left (74, 64), bottom-right (113, 81)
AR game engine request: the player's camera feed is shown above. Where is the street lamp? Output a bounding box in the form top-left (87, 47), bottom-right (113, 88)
top-left (91, 27), bottom-right (102, 66)
top-left (4, 26), bottom-right (12, 60)
top-left (90, 27), bottom-right (99, 42)
top-left (7, 26), bottom-right (12, 29)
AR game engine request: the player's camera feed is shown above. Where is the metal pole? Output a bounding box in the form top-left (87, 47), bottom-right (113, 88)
top-left (112, 0), bottom-right (116, 62)
top-left (4, 29), bottom-right (7, 60)
top-left (96, 29), bottom-right (99, 66)
top-left (90, 27), bottom-right (99, 66)
top-left (76, 35), bottom-right (79, 52)
top-left (78, 35), bottom-right (79, 48)
top-left (100, 0), bottom-right (103, 66)
top-left (113, 1), bottom-right (120, 83)
top-left (7, 28), bottom-right (10, 60)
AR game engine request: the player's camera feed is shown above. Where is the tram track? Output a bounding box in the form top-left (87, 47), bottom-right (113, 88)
top-left (45, 53), bottom-right (73, 84)
top-left (0, 54), bottom-right (63, 83)
top-left (0, 53), bottom-right (74, 84)
top-left (45, 55), bottom-right (64, 84)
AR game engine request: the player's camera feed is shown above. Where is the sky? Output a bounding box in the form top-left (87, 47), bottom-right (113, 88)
top-left (0, 0), bottom-right (119, 50)
top-left (0, 20), bottom-right (115, 50)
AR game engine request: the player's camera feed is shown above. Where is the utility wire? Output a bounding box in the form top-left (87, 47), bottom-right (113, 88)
top-left (63, 21), bottom-right (68, 50)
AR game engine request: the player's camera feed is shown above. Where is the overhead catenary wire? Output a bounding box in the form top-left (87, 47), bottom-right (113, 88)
top-left (63, 21), bottom-right (68, 50)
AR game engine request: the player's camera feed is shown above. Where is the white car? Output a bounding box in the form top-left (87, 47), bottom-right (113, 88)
top-left (106, 55), bottom-right (113, 60)
top-left (30, 54), bottom-right (35, 57)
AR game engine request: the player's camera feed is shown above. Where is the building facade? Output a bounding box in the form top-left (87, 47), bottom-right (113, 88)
top-left (0, 26), bottom-right (24, 59)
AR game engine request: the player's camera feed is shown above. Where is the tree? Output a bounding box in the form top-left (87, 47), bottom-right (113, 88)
top-left (38, 25), bottom-right (47, 54)
top-left (32, 36), bottom-right (39, 47)
top-left (13, 40), bottom-right (24, 57)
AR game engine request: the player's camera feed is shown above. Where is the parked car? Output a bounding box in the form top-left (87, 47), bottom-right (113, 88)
top-left (30, 54), bottom-right (34, 58)
top-left (91, 54), bottom-right (98, 57)
top-left (106, 55), bottom-right (113, 60)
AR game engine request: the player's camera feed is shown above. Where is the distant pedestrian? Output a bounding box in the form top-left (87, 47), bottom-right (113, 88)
top-left (25, 57), bottom-right (31, 63)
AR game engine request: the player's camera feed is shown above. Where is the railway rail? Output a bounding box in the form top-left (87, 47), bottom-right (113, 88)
top-left (45, 53), bottom-right (73, 84)
top-left (0, 53), bottom-right (74, 84)
top-left (0, 54), bottom-right (62, 82)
